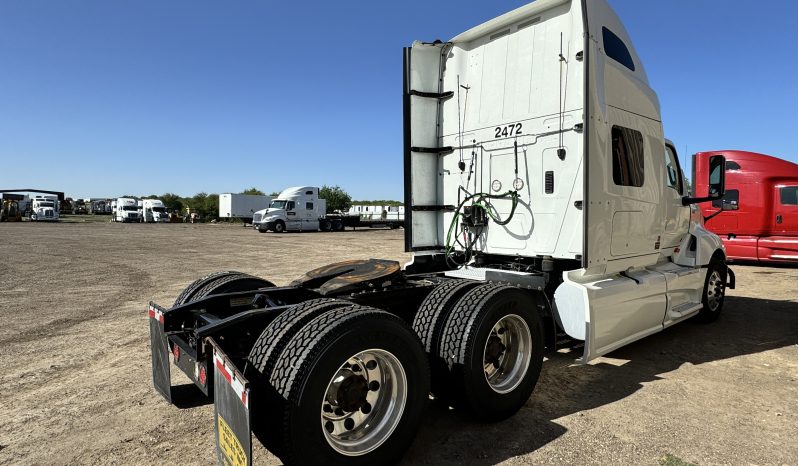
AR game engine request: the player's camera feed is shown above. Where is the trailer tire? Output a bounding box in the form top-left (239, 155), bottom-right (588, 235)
top-left (273, 220), bottom-right (286, 233)
top-left (172, 271), bottom-right (273, 307)
top-left (438, 283), bottom-right (544, 421)
top-left (269, 306), bottom-right (429, 465)
top-left (694, 257), bottom-right (727, 323)
top-left (412, 279), bottom-right (480, 398)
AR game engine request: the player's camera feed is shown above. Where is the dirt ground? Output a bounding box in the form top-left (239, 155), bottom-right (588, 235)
top-left (0, 221), bottom-right (796, 466)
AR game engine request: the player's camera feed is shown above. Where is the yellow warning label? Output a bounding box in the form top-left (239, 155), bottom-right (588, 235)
top-left (218, 415), bottom-right (247, 466)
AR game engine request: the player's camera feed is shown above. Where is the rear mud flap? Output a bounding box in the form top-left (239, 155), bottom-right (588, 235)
top-left (148, 302), bottom-right (172, 403)
top-left (209, 337), bottom-right (252, 466)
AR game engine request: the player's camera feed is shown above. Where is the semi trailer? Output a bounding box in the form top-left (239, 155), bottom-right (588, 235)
top-left (219, 193), bottom-right (272, 222)
top-left (695, 150), bottom-right (798, 262)
top-left (148, 1), bottom-right (734, 464)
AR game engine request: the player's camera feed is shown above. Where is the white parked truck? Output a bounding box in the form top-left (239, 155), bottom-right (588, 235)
top-left (30, 195), bottom-right (59, 221)
top-left (142, 199), bottom-right (170, 223)
top-left (255, 186), bottom-right (340, 232)
top-left (148, 1), bottom-right (734, 464)
top-left (219, 193), bottom-right (271, 222)
top-left (114, 197), bottom-right (140, 222)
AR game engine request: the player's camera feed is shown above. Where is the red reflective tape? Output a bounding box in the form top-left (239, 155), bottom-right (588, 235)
top-left (215, 357), bottom-right (232, 384)
top-left (241, 390), bottom-right (247, 406)
top-left (148, 308), bottom-right (155, 318)
top-left (158, 314), bottom-right (164, 324)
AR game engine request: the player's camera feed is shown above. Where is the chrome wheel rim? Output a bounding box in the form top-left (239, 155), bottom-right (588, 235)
top-left (707, 270), bottom-right (724, 312)
top-left (483, 314), bottom-right (532, 394)
top-left (321, 349), bottom-right (407, 456)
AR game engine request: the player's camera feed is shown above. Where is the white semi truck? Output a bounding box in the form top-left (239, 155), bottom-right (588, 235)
top-left (142, 199), bottom-right (170, 223)
top-left (254, 186), bottom-right (340, 232)
top-left (113, 197), bottom-right (140, 222)
top-left (148, 1), bottom-right (734, 464)
top-left (30, 195), bottom-right (59, 221)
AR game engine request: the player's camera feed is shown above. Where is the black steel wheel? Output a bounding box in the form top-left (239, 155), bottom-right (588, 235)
top-left (268, 306), bottom-right (429, 465)
top-left (438, 284), bottom-right (544, 421)
top-left (411, 279), bottom-right (480, 398)
top-left (695, 257), bottom-right (728, 323)
top-left (172, 271), bottom-right (274, 307)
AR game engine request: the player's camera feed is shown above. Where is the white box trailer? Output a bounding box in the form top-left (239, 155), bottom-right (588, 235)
top-left (218, 193), bottom-right (271, 220)
top-left (148, 1), bottom-right (735, 464)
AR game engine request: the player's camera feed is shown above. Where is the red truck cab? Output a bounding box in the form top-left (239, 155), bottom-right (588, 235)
top-left (695, 150), bottom-right (798, 262)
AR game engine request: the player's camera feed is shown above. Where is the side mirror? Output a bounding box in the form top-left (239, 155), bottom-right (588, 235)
top-left (707, 155), bottom-right (726, 200)
top-left (682, 154), bottom-right (727, 205)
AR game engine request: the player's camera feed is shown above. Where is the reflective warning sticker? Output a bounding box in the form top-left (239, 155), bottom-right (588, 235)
top-left (217, 414), bottom-right (247, 466)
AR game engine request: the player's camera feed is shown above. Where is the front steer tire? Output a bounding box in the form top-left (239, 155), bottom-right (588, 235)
top-left (438, 284), bottom-right (544, 421)
top-left (694, 257), bottom-right (728, 323)
top-left (269, 306), bottom-right (429, 465)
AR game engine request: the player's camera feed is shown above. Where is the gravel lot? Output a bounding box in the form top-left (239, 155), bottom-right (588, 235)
top-left (0, 221), bottom-right (796, 465)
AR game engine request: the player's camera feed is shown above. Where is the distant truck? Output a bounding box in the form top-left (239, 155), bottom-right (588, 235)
top-left (113, 197), bottom-right (140, 222)
top-left (30, 195), bottom-right (59, 221)
top-left (696, 150), bottom-right (798, 262)
top-left (142, 199), bottom-right (170, 223)
top-left (254, 190), bottom-right (406, 232)
top-left (218, 193), bottom-right (271, 222)
top-left (255, 186), bottom-right (336, 232)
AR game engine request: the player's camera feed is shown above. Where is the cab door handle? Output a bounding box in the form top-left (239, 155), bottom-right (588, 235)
top-left (776, 214), bottom-right (783, 224)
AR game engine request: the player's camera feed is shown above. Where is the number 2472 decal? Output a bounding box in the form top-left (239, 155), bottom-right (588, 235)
top-left (494, 123), bottom-right (523, 138)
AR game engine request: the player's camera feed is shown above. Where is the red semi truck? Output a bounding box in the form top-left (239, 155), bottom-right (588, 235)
top-left (695, 150), bottom-right (798, 262)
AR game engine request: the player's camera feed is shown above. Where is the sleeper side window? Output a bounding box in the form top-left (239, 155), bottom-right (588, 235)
top-left (602, 27), bottom-right (636, 72)
top-left (612, 126), bottom-right (645, 187)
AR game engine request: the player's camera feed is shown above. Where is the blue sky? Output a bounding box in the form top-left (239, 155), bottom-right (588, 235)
top-left (1, 1), bottom-right (796, 200)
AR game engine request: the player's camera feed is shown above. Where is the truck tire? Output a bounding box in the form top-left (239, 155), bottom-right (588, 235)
top-left (172, 271), bottom-right (273, 307)
top-left (273, 220), bottom-right (286, 233)
top-left (332, 219), bottom-right (344, 231)
top-left (438, 283), bottom-right (544, 421)
top-left (192, 273), bottom-right (274, 301)
top-left (411, 280), bottom-right (480, 398)
top-left (320, 219), bottom-right (332, 232)
top-left (269, 306), bottom-right (429, 465)
top-left (694, 258), bottom-right (728, 323)
top-left (246, 298), bottom-right (351, 383)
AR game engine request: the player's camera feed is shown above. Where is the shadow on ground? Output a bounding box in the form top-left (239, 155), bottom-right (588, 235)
top-left (401, 295), bottom-right (798, 465)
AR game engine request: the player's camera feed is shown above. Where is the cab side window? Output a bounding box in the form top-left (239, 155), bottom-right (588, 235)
top-left (286, 201), bottom-right (295, 211)
top-left (664, 145), bottom-right (683, 194)
top-left (612, 126), bottom-right (645, 187)
top-left (712, 189), bottom-right (739, 209)
top-left (780, 186), bottom-right (798, 205)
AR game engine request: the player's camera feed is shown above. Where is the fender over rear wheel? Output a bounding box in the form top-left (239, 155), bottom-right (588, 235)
top-left (438, 284), bottom-right (544, 421)
top-left (172, 271), bottom-right (274, 307)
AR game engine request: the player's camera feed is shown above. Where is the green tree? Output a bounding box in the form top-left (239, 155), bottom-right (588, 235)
top-left (319, 185), bottom-right (352, 213)
top-left (159, 193), bottom-right (184, 213)
top-left (205, 193), bottom-right (219, 220)
top-left (269, 191), bottom-right (280, 197)
top-left (240, 187), bottom-right (265, 196)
